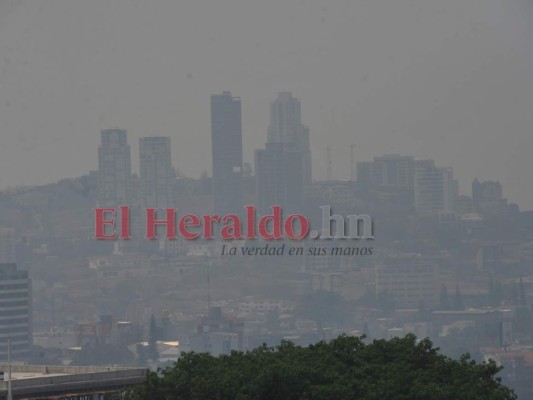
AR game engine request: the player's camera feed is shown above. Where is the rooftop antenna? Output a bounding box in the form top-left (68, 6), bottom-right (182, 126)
top-left (327, 146), bottom-right (332, 181)
top-left (350, 144), bottom-right (356, 182)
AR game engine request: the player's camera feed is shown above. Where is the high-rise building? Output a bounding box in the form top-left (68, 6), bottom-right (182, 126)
top-left (356, 155), bottom-right (456, 213)
top-left (211, 92), bottom-right (243, 216)
top-left (255, 143), bottom-right (304, 215)
top-left (97, 129), bottom-right (132, 208)
top-left (356, 155), bottom-right (416, 189)
top-left (414, 161), bottom-right (454, 214)
top-left (0, 263), bottom-right (32, 361)
top-left (255, 93), bottom-right (311, 215)
top-left (472, 179), bottom-right (507, 217)
top-left (267, 92), bottom-right (311, 184)
top-left (139, 137), bottom-right (175, 209)
top-left (0, 228), bottom-right (15, 263)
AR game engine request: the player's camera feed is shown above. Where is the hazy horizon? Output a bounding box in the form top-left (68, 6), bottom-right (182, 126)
top-left (1, 0), bottom-right (533, 208)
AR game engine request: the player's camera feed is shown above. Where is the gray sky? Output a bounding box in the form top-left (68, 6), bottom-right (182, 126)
top-left (1, 0), bottom-right (532, 208)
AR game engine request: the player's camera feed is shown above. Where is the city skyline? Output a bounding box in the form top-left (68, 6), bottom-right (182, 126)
top-left (67, 93), bottom-right (526, 213)
top-left (93, 118), bottom-right (515, 218)
top-left (14, 121), bottom-right (525, 214)
top-left (1, 2), bottom-right (533, 397)
top-left (1, 1), bottom-right (533, 208)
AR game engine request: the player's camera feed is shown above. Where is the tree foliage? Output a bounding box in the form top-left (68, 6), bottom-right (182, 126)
top-left (123, 334), bottom-right (515, 400)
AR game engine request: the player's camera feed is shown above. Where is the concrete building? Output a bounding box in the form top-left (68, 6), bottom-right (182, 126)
top-left (472, 179), bottom-right (509, 216)
top-left (255, 143), bottom-right (304, 215)
top-left (139, 136), bottom-right (175, 209)
top-left (211, 91), bottom-right (243, 216)
top-left (267, 92), bottom-right (311, 185)
top-left (255, 93), bottom-right (311, 216)
top-left (357, 155), bottom-right (457, 213)
top-left (0, 263), bottom-right (32, 361)
top-left (414, 161), bottom-right (454, 214)
top-left (187, 306), bottom-right (244, 356)
top-left (376, 256), bottom-right (438, 309)
top-left (305, 180), bottom-right (357, 206)
top-left (356, 155), bottom-right (416, 190)
top-left (97, 129), bottom-right (132, 208)
top-left (356, 155), bottom-right (418, 210)
top-left (0, 228), bottom-right (15, 264)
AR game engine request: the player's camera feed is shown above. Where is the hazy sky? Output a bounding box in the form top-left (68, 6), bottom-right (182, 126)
top-left (1, 0), bottom-right (532, 208)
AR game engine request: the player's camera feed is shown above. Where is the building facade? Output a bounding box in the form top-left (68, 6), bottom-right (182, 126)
top-left (139, 136), bottom-right (175, 209)
top-left (414, 161), bottom-right (454, 214)
top-left (97, 129), bottom-right (132, 208)
top-left (211, 92), bottom-right (243, 216)
top-left (376, 256), bottom-right (438, 309)
top-left (255, 93), bottom-right (311, 216)
top-left (0, 228), bottom-right (15, 264)
top-left (356, 155), bottom-right (416, 189)
top-left (255, 143), bottom-right (304, 216)
top-left (267, 92), bottom-right (311, 185)
top-left (0, 263), bottom-right (32, 361)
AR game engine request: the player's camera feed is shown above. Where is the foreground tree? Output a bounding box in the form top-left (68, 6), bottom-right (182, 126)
top-left (123, 334), bottom-right (516, 400)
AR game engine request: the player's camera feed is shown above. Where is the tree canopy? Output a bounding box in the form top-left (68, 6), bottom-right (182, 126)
top-left (123, 334), bottom-right (515, 400)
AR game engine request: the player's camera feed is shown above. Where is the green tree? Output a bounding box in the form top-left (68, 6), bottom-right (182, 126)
top-left (123, 334), bottom-right (516, 400)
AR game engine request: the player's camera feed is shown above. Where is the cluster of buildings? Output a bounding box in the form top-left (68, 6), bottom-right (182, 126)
top-left (96, 91), bottom-right (312, 220)
top-left (1, 90), bottom-right (533, 397)
top-left (96, 91), bottom-right (517, 238)
top-left (357, 155), bottom-right (455, 214)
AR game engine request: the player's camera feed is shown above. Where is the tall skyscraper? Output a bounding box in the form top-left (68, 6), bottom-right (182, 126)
top-left (139, 136), bottom-right (175, 209)
top-left (267, 92), bottom-right (311, 184)
top-left (211, 92), bottom-right (243, 216)
top-left (0, 263), bottom-right (32, 361)
top-left (97, 129), bottom-right (132, 208)
top-left (255, 143), bottom-right (304, 215)
top-left (255, 93), bottom-right (311, 216)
